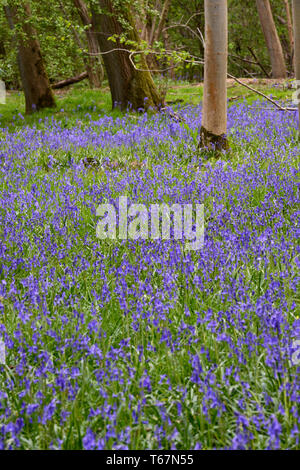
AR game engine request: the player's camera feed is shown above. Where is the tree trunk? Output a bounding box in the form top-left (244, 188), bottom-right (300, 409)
top-left (199, 0), bottom-right (228, 151)
top-left (162, 23), bottom-right (175, 79)
top-left (292, 0), bottom-right (300, 132)
top-left (284, 0), bottom-right (294, 52)
top-left (5, 2), bottom-right (55, 114)
top-left (150, 0), bottom-right (172, 46)
top-left (147, 0), bottom-right (172, 72)
top-left (73, 0), bottom-right (104, 88)
top-left (0, 41), bottom-right (5, 57)
top-left (256, 0), bottom-right (287, 78)
top-left (148, 0), bottom-right (161, 46)
top-left (92, 0), bottom-right (163, 111)
top-left (135, 0), bottom-right (148, 42)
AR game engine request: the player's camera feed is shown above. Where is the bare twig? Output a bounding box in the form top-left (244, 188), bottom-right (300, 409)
top-left (247, 47), bottom-right (270, 77)
top-left (196, 27), bottom-right (205, 49)
top-left (86, 44), bottom-right (296, 112)
top-left (228, 54), bottom-right (259, 66)
top-left (163, 11), bottom-right (204, 31)
top-left (163, 13), bottom-right (204, 44)
top-left (163, 22), bottom-right (203, 43)
top-left (227, 73), bottom-right (297, 111)
top-left (229, 57), bottom-right (255, 77)
top-left (86, 47), bottom-right (204, 72)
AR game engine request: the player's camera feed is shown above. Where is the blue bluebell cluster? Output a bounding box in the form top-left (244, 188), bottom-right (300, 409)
top-left (0, 101), bottom-right (299, 449)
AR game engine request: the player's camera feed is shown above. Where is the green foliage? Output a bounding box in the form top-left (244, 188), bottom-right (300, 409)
top-left (0, 0), bottom-right (295, 92)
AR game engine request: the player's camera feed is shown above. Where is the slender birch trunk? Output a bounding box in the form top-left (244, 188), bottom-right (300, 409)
top-left (292, 0), bottom-right (300, 132)
top-left (199, 0), bottom-right (228, 151)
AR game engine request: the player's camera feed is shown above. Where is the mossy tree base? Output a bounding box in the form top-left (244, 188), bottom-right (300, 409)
top-left (92, 1), bottom-right (163, 112)
top-left (125, 63), bottom-right (163, 112)
top-left (198, 126), bottom-right (229, 152)
top-left (5, 3), bottom-right (56, 115)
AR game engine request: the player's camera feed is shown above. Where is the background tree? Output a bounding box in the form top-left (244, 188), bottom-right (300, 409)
top-left (0, 0), bottom-right (296, 93)
top-left (148, 0), bottom-right (172, 47)
top-left (284, 0), bottom-right (294, 54)
top-left (292, 0), bottom-right (300, 132)
top-left (134, 0), bottom-right (173, 72)
top-left (57, 0), bottom-right (103, 88)
top-left (256, 0), bottom-right (287, 77)
top-left (72, 0), bottom-right (103, 88)
top-left (92, 0), bottom-right (163, 110)
top-left (199, 0), bottom-right (228, 150)
top-left (5, 1), bottom-right (55, 114)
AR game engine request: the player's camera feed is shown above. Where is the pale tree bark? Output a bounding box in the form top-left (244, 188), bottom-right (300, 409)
top-left (292, 0), bottom-right (300, 132)
top-left (256, 0), bottom-right (287, 78)
top-left (73, 0), bottom-right (104, 88)
top-left (5, 2), bottom-right (55, 114)
top-left (199, 0), bottom-right (228, 151)
top-left (92, 0), bottom-right (163, 111)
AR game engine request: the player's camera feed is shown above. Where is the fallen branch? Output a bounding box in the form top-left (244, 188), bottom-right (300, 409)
top-left (161, 106), bottom-right (186, 122)
top-left (227, 73), bottom-right (297, 111)
top-left (52, 71), bottom-right (88, 89)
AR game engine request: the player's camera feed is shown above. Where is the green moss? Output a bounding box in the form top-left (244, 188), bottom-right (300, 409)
top-left (199, 126), bottom-right (229, 152)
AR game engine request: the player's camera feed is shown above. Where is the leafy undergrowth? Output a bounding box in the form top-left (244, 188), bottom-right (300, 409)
top-left (0, 95), bottom-right (299, 449)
